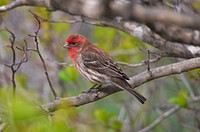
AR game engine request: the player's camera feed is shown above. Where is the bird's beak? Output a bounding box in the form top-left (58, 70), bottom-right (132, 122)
top-left (63, 43), bottom-right (70, 49)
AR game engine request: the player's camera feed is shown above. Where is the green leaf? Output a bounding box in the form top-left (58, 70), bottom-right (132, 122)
top-left (58, 67), bottom-right (79, 82)
top-left (168, 90), bottom-right (189, 107)
top-left (193, 1), bottom-right (200, 13)
top-left (94, 27), bottom-right (117, 51)
top-left (177, 90), bottom-right (189, 107)
top-left (11, 99), bottom-right (39, 120)
top-left (16, 73), bottom-right (28, 88)
top-left (0, 0), bottom-right (11, 6)
top-left (168, 97), bottom-right (179, 104)
top-left (94, 109), bottom-right (114, 124)
top-left (110, 119), bottom-right (122, 130)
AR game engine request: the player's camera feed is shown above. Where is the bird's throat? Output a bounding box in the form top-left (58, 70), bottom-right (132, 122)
top-left (68, 47), bottom-right (79, 62)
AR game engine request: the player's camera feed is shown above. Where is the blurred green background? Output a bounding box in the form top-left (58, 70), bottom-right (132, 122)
top-left (0, 4), bottom-right (200, 132)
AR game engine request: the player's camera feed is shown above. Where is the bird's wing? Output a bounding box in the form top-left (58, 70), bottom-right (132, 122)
top-left (80, 45), bottom-right (129, 80)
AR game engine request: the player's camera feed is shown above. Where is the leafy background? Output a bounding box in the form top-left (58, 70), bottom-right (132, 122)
top-left (0, 4), bottom-right (200, 132)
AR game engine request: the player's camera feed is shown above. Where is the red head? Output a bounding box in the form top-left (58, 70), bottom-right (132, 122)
top-left (64, 34), bottom-right (87, 49)
top-left (64, 34), bottom-right (89, 61)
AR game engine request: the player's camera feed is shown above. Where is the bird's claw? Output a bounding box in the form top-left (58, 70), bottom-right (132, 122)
top-left (82, 84), bottom-right (102, 93)
top-left (82, 88), bottom-right (96, 93)
top-left (55, 97), bottom-right (61, 100)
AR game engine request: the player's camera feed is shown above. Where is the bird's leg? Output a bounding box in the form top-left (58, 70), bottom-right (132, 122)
top-left (82, 84), bottom-right (98, 93)
top-left (95, 84), bottom-right (102, 89)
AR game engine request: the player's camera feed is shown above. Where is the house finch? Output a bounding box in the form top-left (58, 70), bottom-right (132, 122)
top-left (64, 34), bottom-right (146, 104)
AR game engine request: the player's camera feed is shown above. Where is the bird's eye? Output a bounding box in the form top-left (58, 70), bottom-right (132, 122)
top-left (71, 42), bottom-right (77, 45)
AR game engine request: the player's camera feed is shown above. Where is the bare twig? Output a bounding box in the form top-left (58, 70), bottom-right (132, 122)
top-left (33, 101), bottom-right (53, 117)
top-left (29, 10), bottom-right (106, 27)
top-left (179, 73), bottom-right (196, 99)
top-left (0, 123), bottom-right (7, 132)
top-left (147, 50), bottom-right (150, 71)
top-left (46, 59), bottom-right (74, 67)
top-left (117, 55), bottom-right (161, 68)
top-left (138, 105), bottom-right (180, 132)
top-left (194, 111), bottom-right (200, 130)
top-left (6, 29), bottom-right (17, 92)
top-left (42, 57), bottom-right (200, 111)
top-left (4, 29), bottom-right (28, 94)
top-left (29, 15), bottom-right (57, 98)
top-left (138, 96), bottom-right (200, 132)
top-left (29, 10), bottom-right (80, 24)
top-left (27, 11), bottom-right (200, 59)
top-left (48, 57), bottom-right (161, 68)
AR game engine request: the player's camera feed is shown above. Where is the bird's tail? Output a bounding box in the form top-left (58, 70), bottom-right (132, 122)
top-left (112, 78), bottom-right (146, 104)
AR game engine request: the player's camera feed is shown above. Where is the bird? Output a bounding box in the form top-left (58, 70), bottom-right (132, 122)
top-left (63, 34), bottom-right (146, 104)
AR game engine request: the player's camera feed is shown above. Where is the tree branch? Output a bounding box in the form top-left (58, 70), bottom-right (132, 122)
top-left (43, 57), bottom-right (200, 112)
top-left (30, 11), bottom-right (200, 59)
top-left (1, 0), bottom-right (200, 29)
top-left (0, 0), bottom-right (52, 12)
top-left (0, 123), bottom-right (7, 132)
top-left (147, 23), bottom-right (200, 46)
top-left (28, 15), bottom-right (57, 98)
top-left (138, 96), bottom-right (200, 132)
top-left (4, 29), bottom-right (29, 94)
top-left (2, 1), bottom-right (200, 59)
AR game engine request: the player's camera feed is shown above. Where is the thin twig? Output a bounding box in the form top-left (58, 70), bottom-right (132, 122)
top-left (117, 55), bottom-right (161, 68)
top-left (138, 105), bottom-right (180, 132)
top-left (29, 10), bottom-right (107, 27)
top-left (29, 15), bottom-right (57, 98)
top-left (138, 96), bottom-right (200, 132)
top-left (179, 73), bottom-right (196, 99)
top-left (4, 31), bottom-right (30, 94)
top-left (0, 123), bottom-right (8, 132)
top-left (6, 29), bottom-right (16, 93)
top-left (33, 101), bottom-right (53, 117)
top-left (147, 50), bottom-right (150, 71)
top-left (46, 59), bottom-right (73, 67)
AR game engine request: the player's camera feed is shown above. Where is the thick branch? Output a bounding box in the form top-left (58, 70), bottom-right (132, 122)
top-left (2, 1), bottom-right (200, 58)
top-left (147, 23), bottom-right (200, 46)
top-left (50, 0), bottom-right (200, 29)
top-left (30, 12), bottom-right (200, 58)
top-left (43, 57), bottom-right (200, 112)
top-left (0, 0), bottom-right (51, 12)
top-left (90, 19), bottom-right (200, 58)
top-left (1, 0), bottom-right (200, 29)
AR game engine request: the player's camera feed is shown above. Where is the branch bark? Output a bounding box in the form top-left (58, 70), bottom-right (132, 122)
top-left (1, 0), bottom-right (200, 29)
top-left (147, 23), bottom-right (200, 46)
top-left (43, 57), bottom-right (200, 112)
top-left (1, 1), bottom-right (200, 58)
top-left (28, 11), bottom-right (200, 59)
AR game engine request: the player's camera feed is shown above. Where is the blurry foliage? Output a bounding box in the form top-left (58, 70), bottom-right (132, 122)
top-left (0, 88), bottom-right (77, 132)
top-left (0, 1), bottom-right (11, 6)
top-left (0, 6), bottom-right (199, 132)
top-left (192, 0), bottom-right (200, 13)
top-left (59, 67), bottom-right (79, 83)
top-left (168, 90), bottom-right (189, 107)
top-left (187, 68), bottom-right (200, 81)
top-left (0, 30), bottom-right (10, 40)
top-left (16, 73), bottom-right (29, 89)
top-left (94, 26), bottom-right (146, 63)
top-left (95, 109), bottom-right (122, 131)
